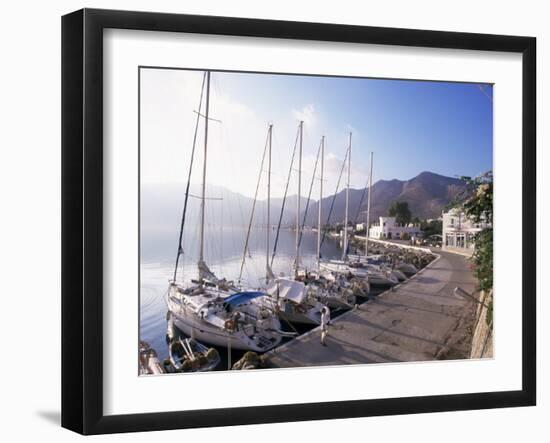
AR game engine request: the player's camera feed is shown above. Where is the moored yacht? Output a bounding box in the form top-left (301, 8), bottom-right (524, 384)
top-left (166, 71), bottom-right (286, 354)
top-left (239, 121), bottom-right (328, 325)
top-left (167, 283), bottom-right (284, 352)
top-left (251, 277), bottom-right (325, 325)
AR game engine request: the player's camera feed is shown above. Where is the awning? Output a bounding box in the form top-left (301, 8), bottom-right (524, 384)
top-left (223, 291), bottom-right (265, 307)
top-left (266, 278), bottom-right (308, 304)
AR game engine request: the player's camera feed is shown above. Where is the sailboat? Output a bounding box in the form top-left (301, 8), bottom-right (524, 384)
top-left (347, 150), bottom-right (405, 285)
top-left (245, 122), bottom-right (327, 325)
top-left (319, 142), bottom-right (399, 287)
top-left (166, 71), bottom-right (285, 353)
top-left (292, 134), bottom-right (360, 309)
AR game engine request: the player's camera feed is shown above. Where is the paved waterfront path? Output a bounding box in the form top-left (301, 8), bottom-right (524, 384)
top-left (266, 250), bottom-right (478, 367)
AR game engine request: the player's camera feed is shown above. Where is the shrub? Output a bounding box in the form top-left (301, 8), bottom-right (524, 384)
top-left (472, 228), bottom-right (493, 292)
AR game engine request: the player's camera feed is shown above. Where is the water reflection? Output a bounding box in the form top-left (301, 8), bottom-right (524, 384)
top-left (140, 228), bottom-right (345, 363)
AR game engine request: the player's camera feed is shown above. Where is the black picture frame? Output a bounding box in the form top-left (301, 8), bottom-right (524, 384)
top-left (61, 8), bottom-right (536, 435)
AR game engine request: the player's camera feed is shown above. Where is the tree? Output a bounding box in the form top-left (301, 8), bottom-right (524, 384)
top-left (388, 201), bottom-right (412, 225)
top-left (421, 219), bottom-right (442, 237)
top-left (447, 172), bottom-right (493, 225)
top-left (451, 171), bottom-right (493, 291)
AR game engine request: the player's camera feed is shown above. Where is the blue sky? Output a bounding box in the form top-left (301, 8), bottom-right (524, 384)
top-left (140, 68), bottom-right (492, 198)
top-left (217, 71), bottom-right (493, 179)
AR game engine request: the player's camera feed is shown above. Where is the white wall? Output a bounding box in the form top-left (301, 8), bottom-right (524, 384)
top-left (0, 1), bottom-right (546, 441)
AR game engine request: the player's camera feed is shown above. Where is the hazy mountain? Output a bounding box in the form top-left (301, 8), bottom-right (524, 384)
top-left (304, 171), bottom-right (466, 226)
top-left (141, 171), bottom-right (466, 237)
top-left (141, 183), bottom-right (307, 237)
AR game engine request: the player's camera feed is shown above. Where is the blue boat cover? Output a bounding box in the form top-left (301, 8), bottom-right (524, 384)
top-left (224, 291), bottom-right (264, 307)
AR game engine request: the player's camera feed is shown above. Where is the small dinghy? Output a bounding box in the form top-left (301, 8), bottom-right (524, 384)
top-left (139, 341), bottom-right (165, 375)
top-left (167, 336), bottom-right (220, 373)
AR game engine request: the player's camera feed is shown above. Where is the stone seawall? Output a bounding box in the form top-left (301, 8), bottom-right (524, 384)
top-left (470, 290), bottom-right (493, 358)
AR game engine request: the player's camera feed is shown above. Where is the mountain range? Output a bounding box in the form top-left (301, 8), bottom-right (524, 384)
top-left (306, 171), bottom-right (466, 226)
top-left (141, 171), bottom-right (466, 236)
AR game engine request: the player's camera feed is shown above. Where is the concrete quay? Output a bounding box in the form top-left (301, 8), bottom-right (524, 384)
top-left (266, 250), bottom-right (478, 367)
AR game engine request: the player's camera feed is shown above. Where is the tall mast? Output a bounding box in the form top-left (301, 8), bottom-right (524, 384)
top-left (238, 126), bottom-right (270, 284)
top-left (266, 123), bottom-right (273, 281)
top-left (295, 121), bottom-right (303, 274)
top-left (198, 71), bottom-right (210, 273)
top-left (271, 128), bottom-right (299, 267)
top-left (173, 73), bottom-right (206, 282)
top-left (317, 136), bottom-right (324, 272)
top-left (342, 132), bottom-right (351, 261)
top-left (319, 147), bottom-right (349, 250)
top-left (365, 151), bottom-right (373, 258)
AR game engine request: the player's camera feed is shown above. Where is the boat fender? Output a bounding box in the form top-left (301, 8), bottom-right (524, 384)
top-left (206, 348), bottom-right (219, 361)
top-left (224, 319), bottom-right (235, 331)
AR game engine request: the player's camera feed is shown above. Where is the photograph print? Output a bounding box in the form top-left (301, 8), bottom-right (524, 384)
top-left (139, 67), bottom-right (494, 375)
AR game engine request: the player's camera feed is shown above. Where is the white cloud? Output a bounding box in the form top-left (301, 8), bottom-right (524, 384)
top-left (140, 71), bottom-right (370, 200)
top-left (291, 103), bottom-right (317, 128)
top-left (140, 69), bottom-right (270, 198)
top-left (325, 152), bottom-right (345, 176)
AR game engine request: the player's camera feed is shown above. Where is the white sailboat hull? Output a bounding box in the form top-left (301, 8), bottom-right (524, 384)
top-left (167, 289), bottom-right (283, 353)
top-left (391, 269), bottom-right (408, 282)
top-left (317, 293), bottom-right (356, 310)
top-left (368, 273), bottom-right (399, 286)
top-left (278, 309), bottom-right (321, 325)
top-left (171, 311), bottom-right (281, 352)
top-left (320, 260), bottom-right (397, 286)
top-left (396, 263), bottom-right (418, 276)
top-left (320, 260), bottom-right (355, 275)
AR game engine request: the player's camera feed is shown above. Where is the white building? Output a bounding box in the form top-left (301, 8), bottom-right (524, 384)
top-left (368, 216), bottom-right (421, 240)
top-left (442, 208), bottom-right (490, 253)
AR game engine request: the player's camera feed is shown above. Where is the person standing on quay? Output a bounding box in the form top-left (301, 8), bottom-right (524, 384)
top-left (320, 307), bottom-right (331, 346)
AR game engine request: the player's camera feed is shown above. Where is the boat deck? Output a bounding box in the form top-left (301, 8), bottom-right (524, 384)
top-left (265, 249), bottom-right (478, 367)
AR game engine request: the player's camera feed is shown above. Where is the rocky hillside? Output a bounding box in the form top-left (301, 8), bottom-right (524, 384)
top-left (305, 171), bottom-right (466, 225)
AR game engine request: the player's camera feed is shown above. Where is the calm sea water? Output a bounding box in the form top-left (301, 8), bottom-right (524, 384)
top-left (139, 228), bottom-right (346, 364)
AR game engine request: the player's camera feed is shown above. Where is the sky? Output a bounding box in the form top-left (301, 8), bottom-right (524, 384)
top-left (140, 68), bottom-right (493, 200)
